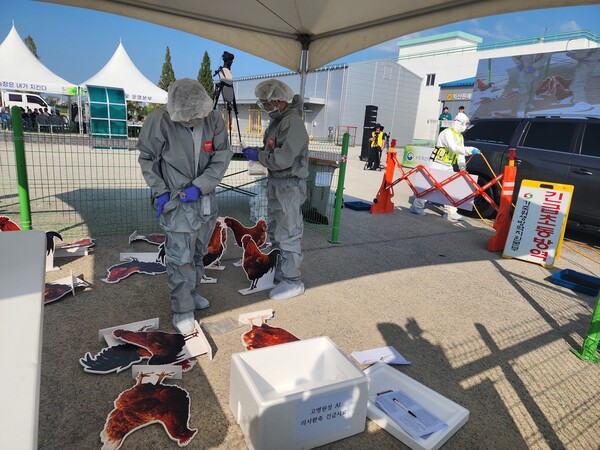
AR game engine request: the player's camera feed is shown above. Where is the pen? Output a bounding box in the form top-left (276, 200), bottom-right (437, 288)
top-left (393, 398), bottom-right (417, 418)
top-left (363, 354), bottom-right (393, 365)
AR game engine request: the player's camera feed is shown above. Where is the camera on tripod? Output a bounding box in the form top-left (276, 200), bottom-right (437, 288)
top-left (213, 51), bottom-right (242, 145)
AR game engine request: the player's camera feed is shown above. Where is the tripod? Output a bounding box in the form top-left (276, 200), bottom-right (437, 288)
top-left (212, 52), bottom-right (242, 146)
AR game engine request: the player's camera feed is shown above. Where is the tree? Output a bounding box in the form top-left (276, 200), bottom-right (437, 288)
top-left (198, 51), bottom-right (214, 98)
top-left (24, 35), bottom-right (39, 59)
top-left (157, 47), bottom-right (176, 91)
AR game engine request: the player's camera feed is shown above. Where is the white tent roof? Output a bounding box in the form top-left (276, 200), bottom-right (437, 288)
top-left (42, 0), bottom-right (596, 73)
top-left (82, 42), bottom-right (168, 104)
top-left (0, 25), bottom-right (76, 95)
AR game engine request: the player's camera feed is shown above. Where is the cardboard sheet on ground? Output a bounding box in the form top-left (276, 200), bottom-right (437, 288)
top-left (242, 321), bottom-right (300, 351)
top-left (104, 244), bottom-right (165, 283)
top-left (44, 271), bottom-right (89, 304)
top-left (101, 369), bottom-right (197, 450)
top-left (411, 167), bottom-right (478, 211)
top-left (351, 346), bottom-right (411, 366)
top-left (54, 237), bottom-right (95, 257)
top-left (238, 235), bottom-right (280, 295)
top-left (128, 230), bottom-right (166, 245)
top-left (238, 309), bottom-right (274, 326)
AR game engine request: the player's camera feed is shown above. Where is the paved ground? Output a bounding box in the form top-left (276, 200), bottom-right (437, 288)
top-left (39, 145), bottom-right (600, 449)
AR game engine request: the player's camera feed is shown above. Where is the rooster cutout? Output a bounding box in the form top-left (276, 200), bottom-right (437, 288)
top-left (80, 343), bottom-right (196, 375)
top-left (0, 216), bottom-right (21, 231)
top-left (224, 216), bottom-right (268, 267)
top-left (0, 215), bottom-right (62, 255)
top-left (242, 321), bottom-right (300, 351)
top-left (103, 243), bottom-right (166, 283)
top-left (238, 234), bottom-right (280, 295)
top-left (129, 230), bottom-right (166, 245)
top-left (203, 220), bottom-right (227, 270)
top-left (44, 272), bottom-right (89, 304)
top-left (100, 370), bottom-right (197, 450)
top-left (111, 328), bottom-right (198, 365)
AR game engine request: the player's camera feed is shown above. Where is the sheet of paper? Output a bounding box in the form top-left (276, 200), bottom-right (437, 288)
top-left (373, 389), bottom-right (447, 439)
top-left (351, 346), bottom-right (410, 365)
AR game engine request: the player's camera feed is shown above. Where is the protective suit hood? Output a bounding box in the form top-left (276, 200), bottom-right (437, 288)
top-left (167, 78), bottom-right (213, 124)
top-left (452, 112), bottom-right (470, 133)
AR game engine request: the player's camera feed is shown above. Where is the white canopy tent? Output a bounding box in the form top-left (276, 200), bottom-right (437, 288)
top-left (41, 0), bottom-right (596, 97)
top-left (0, 25), bottom-right (77, 95)
top-left (81, 42), bottom-right (168, 104)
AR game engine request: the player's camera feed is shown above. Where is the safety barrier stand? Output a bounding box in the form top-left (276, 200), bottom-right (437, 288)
top-left (571, 291), bottom-right (600, 363)
top-left (371, 139), bottom-right (504, 215)
top-left (488, 148), bottom-right (517, 252)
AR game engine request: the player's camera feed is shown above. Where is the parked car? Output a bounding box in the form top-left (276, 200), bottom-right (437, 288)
top-left (0, 91), bottom-right (52, 113)
top-left (463, 117), bottom-right (600, 231)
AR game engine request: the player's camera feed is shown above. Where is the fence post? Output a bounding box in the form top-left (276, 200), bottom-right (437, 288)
top-left (11, 106), bottom-right (32, 230)
top-left (329, 132), bottom-right (348, 244)
top-left (571, 291), bottom-right (600, 363)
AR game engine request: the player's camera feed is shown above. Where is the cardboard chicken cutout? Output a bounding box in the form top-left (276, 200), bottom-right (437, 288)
top-left (238, 235), bottom-right (280, 295)
top-left (203, 219), bottom-right (227, 271)
top-left (80, 319), bottom-right (206, 374)
top-left (54, 237), bottom-right (96, 258)
top-left (44, 271), bottom-right (89, 304)
top-left (242, 320), bottom-right (300, 351)
top-left (223, 216), bottom-right (267, 267)
top-left (128, 230), bottom-right (166, 245)
top-left (104, 243), bottom-right (166, 283)
top-left (100, 369), bottom-right (197, 450)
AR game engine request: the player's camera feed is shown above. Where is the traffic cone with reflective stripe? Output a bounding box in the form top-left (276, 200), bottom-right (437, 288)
top-left (371, 140), bottom-right (397, 214)
top-left (488, 149), bottom-right (517, 252)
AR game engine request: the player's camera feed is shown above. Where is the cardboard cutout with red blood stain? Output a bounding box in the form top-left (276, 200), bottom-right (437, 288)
top-left (0, 216), bottom-right (21, 231)
top-left (242, 320), bottom-right (300, 351)
top-left (128, 230), bottom-right (166, 245)
top-left (103, 243), bottom-right (166, 283)
top-left (100, 369), bottom-right (197, 450)
top-left (44, 271), bottom-right (89, 304)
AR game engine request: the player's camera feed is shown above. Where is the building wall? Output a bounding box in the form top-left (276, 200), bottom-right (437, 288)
top-left (231, 61), bottom-right (421, 148)
top-left (399, 38), bottom-right (598, 141)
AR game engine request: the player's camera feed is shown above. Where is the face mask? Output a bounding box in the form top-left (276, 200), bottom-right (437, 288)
top-left (268, 109), bottom-right (282, 120)
top-left (453, 121), bottom-right (467, 133)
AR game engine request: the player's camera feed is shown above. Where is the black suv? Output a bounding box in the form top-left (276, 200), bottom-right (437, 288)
top-left (463, 117), bottom-right (600, 231)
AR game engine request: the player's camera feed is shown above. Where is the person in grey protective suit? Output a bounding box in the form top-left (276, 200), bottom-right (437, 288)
top-left (137, 79), bottom-right (232, 334)
top-left (242, 79), bottom-right (309, 301)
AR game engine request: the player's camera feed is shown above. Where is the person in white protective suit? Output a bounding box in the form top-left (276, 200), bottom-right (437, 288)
top-left (410, 112), bottom-right (480, 221)
top-left (137, 79), bottom-right (232, 334)
top-left (242, 79), bottom-right (309, 301)
top-left (511, 53), bottom-right (550, 116)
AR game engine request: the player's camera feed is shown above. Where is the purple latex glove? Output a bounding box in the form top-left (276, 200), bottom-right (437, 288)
top-left (155, 192), bottom-right (169, 218)
top-left (242, 147), bottom-right (260, 161)
top-left (178, 185), bottom-right (201, 202)
top-left (526, 66), bottom-right (535, 74)
top-left (516, 64), bottom-right (524, 71)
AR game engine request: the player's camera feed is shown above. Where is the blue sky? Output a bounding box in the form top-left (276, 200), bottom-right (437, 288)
top-left (1, 1), bottom-right (599, 85)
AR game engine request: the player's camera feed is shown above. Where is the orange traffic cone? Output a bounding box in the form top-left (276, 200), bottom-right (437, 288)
top-left (371, 140), bottom-right (397, 214)
top-left (488, 149), bottom-right (517, 252)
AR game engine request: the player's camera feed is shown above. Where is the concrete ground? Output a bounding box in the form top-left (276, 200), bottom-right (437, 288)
top-left (39, 145), bottom-right (600, 450)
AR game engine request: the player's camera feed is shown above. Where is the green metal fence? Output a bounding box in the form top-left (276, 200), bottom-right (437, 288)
top-left (0, 112), bottom-right (346, 241)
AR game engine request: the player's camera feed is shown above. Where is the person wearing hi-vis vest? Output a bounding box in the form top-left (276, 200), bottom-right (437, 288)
top-left (410, 112), bottom-right (480, 221)
top-left (366, 123), bottom-right (384, 170)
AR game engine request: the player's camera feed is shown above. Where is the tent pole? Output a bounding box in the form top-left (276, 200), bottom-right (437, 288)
top-left (297, 34), bottom-right (311, 101)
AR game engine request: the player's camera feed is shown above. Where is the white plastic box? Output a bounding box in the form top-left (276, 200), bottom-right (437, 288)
top-left (364, 363), bottom-right (469, 450)
top-left (229, 336), bottom-right (368, 450)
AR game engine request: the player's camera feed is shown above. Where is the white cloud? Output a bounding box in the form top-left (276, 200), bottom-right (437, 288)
top-left (559, 20), bottom-right (581, 32)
